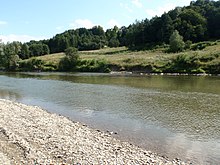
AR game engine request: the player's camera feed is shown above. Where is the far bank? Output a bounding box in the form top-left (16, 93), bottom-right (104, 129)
top-left (16, 42), bottom-right (220, 74)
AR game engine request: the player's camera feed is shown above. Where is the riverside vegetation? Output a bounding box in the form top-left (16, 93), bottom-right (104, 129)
top-left (0, 0), bottom-right (220, 74)
top-left (18, 41), bottom-right (220, 74)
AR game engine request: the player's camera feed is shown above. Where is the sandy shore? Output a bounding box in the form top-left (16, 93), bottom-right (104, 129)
top-left (0, 99), bottom-right (189, 164)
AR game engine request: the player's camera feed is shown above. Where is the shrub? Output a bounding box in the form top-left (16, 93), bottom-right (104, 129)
top-left (191, 41), bottom-right (216, 51)
top-left (59, 47), bottom-right (79, 71)
top-left (77, 59), bottom-right (110, 72)
top-left (185, 40), bottom-right (192, 50)
top-left (19, 58), bottom-right (45, 71)
top-left (169, 30), bottom-right (185, 53)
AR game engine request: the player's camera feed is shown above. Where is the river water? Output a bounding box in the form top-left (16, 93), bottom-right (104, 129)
top-left (0, 72), bottom-right (219, 164)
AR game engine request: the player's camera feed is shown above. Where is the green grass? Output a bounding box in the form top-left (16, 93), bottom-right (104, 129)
top-left (35, 53), bottom-right (65, 65)
top-left (21, 42), bottom-right (220, 74)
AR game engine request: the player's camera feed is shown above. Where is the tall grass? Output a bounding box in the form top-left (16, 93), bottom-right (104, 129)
top-left (20, 41), bottom-right (220, 74)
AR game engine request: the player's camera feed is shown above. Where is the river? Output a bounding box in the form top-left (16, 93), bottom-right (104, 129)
top-left (0, 72), bottom-right (219, 164)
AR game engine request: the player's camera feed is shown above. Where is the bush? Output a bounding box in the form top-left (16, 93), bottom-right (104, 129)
top-left (191, 41), bottom-right (216, 51)
top-left (204, 62), bottom-right (220, 74)
top-left (165, 54), bottom-right (203, 73)
top-left (59, 47), bottom-right (79, 71)
top-left (185, 40), bottom-right (192, 50)
top-left (19, 58), bottom-right (45, 71)
top-left (191, 68), bottom-right (205, 73)
top-left (77, 59), bottom-right (110, 72)
top-left (169, 30), bottom-right (185, 53)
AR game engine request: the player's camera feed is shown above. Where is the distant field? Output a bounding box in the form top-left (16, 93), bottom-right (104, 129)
top-left (35, 53), bottom-right (65, 65)
top-left (27, 42), bottom-right (220, 74)
top-left (36, 46), bottom-right (174, 66)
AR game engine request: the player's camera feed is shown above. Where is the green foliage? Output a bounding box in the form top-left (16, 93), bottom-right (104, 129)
top-left (3, 0), bottom-right (220, 73)
top-left (22, 43), bottom-right (220, 74)
top-left (177, 9), bottom-right (207, 41)
top-left (59, 47), bottom-right (79, 71)
top-left (19, 43), bottom-right (30, 59)
top-left (29, 43), bottom-right (50, 57)
top-left (0, 41), bottom-right (5, 69)
top-left (205, 61), bottom-right (220, 74)
top-left (163, 51), bottom-right (220, 74)
top-left (77, 59), bottom-right (110, 73)
top-left (185, 40), bottom-right (192, 50)
top-left (6, 0), bottom-right (219, 55)
top-left (106, 26), bottom-right (120, 47)
top-left (65, 47), bottom-right (78, 57)
top-left (46, 26), bottom-right (107, 53)
top-left (19, 58), bottom-right (45, 71)
top-left (169, 30), bottom-right (185, 53)
top-left (191, 41), bottom-right (217, 50)
top-left (124, 0), bottom-right (220, 50)
top-left (0, 42), bottom-right (21, 71)
top-left (41, 63), bottom-right (58, 71)
top-left (108, 38), bottom-right (120, 48)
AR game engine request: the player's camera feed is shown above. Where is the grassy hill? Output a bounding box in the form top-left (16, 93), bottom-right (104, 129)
top-left (20, 41), bottom-right (220, 74)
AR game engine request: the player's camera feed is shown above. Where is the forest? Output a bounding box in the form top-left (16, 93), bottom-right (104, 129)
top-left (0, 0), bottom-right (220, 73)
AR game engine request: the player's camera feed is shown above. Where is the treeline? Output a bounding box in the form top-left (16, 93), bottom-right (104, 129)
top-left (3, 0), bottom-right (220, 57)
top-left (35, 0), bottom-right (219, 54)
top-left (125, 0), bottom-right (220, 49)
top-left (0, 0), bottom-right (220, 71)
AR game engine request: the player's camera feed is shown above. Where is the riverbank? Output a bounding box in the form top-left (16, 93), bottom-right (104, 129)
top-left (0, 99), bottom-right (190, 164)
top-left (17, 42), bottom-right (220, 74)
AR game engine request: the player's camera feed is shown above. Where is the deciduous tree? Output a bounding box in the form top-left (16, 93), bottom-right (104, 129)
top-left (169, 30), bottom-right (185, 53)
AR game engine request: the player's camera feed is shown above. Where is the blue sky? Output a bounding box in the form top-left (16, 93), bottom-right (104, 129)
top-left (0, 0), bottom-right (193, 43)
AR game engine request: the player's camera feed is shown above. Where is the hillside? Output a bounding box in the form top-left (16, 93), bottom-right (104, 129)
top-left (21, 41), bottom-right (220, 74)
top-left (1, 0), bottom-right (220, 73)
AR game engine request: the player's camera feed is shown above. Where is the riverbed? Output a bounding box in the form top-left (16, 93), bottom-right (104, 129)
top-left (0, 72), bottom-right (219, 164)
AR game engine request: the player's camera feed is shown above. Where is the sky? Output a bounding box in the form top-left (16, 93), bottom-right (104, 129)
top-left (0, 0), bottom-right (194, 43)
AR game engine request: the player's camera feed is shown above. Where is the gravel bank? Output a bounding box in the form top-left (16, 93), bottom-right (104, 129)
top-left (0, 99), bottom-right (189, 164)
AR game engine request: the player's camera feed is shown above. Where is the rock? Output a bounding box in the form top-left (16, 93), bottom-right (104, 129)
top-left (0, 99), bottom-right (189, 165)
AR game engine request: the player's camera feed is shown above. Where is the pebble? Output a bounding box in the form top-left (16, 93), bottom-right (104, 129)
top-left (0, 99), bottom-right (190, 164)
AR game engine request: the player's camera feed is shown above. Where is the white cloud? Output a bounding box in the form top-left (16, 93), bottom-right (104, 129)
top-left (144, 0), bottom-right (194, 19)
top-left (145, 3), bottom-right (176, 18)
top-left (120, 3), bottom-right (133, 13)
top-left (0, 34), bottom-right (45, 43)
top-left (172, 0), bottom-right (192, 6)
top-left (69, 19), bottom-right (95, 29)
top-left (55, 26), bottom-right (65, 33)
top-left (132, 0), bottom-right (143, 8)
top-left (107, 19), bottom-right (121, 28)
top-left (0, 21), bottom-right (7, 25)
top-left (56, 26), bottom-right (64, 30)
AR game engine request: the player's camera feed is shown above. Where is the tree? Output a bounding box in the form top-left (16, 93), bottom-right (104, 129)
top-left (59, 47), bottom-right (79, 71)
top-left (90, 26), bottom-right (105, 36)
top-left (117, 26), bottom-right (128, 46)
top-left (0, 40), bottom-right (5, 69)
top-left (160, 14), bottom-right (174, 43)
top-left (0, 42), bottom-right (20, 70)
top-left (29, 43), bottom-right (50, 57)
top-left (177, 9), bottom-right (207, 41)
top-left (207, 7), bottom-right (220, 38)
top-left (106, 26), bottom-right (120, 47)
top-left (169, 30), bottom-right (185, 53)
top-left (108, 38), bottom-right (120, 47)
top-left (19, 43), bottom-right (30, 59)
top-left (42, 44), bottom-right (50, 55)
top-left (4, 0), bottom-right (220, 53)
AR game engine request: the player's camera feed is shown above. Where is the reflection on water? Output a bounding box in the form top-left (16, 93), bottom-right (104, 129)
top-left (0, 89), bottom-right (21, 101)
top-left (0, 72), bottom-right (220, 164)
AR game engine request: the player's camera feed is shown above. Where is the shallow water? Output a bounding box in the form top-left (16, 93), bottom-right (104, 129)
top-left (0, 72), bottom-right (219, 164)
